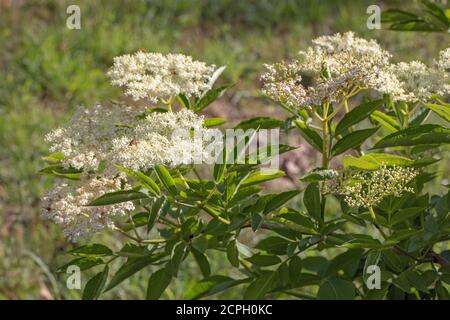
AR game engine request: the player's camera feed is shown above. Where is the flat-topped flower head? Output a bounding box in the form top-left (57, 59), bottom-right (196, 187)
top-left (45, 103), bottom-right (139, 171)
top-left (110, 109), bottom-right (221, 171)
top-left (386, 61), bottom-right (450, 102)
top-left (327, 165), bottom-right (418, 208)
top-left (437, 47), bottom-right (450, 72)
top-left (299, 31), bottom-right (391, 78)
top-left (41, 175), bottom-right (135, 241)
top-left (261, 32), bottom-right (392, 108)
top-left (46, 105), bottom-right (221, 173)
top-left (261, 61), bottom-right (307, 107)
top-left (262, 33), bottom-right (449, 106)
top-left (108, 52), bottom-right (216, 103)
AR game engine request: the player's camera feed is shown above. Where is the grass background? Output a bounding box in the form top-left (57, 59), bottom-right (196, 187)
top-left (0, 0), bottom-right (448, 299)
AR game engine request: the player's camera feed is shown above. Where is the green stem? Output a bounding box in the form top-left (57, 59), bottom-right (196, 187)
top-left (322, 120), bottom-right (329, 168)
top-left (344, 99), bottom-right (350, 113)
top-left (105, 255), bottom-right (119, 264)
top-left (406, 101), bottom-right (421, 128)
top-left (113, 226), bottom-right (141, 243)
top-left (369, 207), bottom-right (389, 239)
top-left (239, 258), bottom-right (254, 275)
top-left (320, 103), bottom-right (330, 223)
top-left (127, 212), bottom-right (142, 242)
top-left (163, 97), bottom-right (174, 111)
top-left (192, 167), bottom-right (203, 181)
top-left (141, 239), bottom-right (166, 244)
top-left (326, 99), bottom-right (346, 120)
top-left (158, 215), bottom-right (180, 228)
top-left (368, 207), bottom-right (377, 222)
top-left (281, 290), bottom-right (316, 300)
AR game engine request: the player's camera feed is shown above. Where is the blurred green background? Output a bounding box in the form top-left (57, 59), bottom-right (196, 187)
top-left (0, 0), bottom-right (448, 299)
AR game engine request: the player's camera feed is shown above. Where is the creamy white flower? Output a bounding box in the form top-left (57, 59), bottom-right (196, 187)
top-left (45, 103), bottom-right (139, 171)
top-left (44, 50), bottom-right (224, 241)
top-left (46, 106), bottom-right (221, 172)
top-left (261, 32), bottom-right (392, 107)
top-left (261, 62), bottom-right (374, 107)
top-left (41, 175), bottom-right (135, 241)
top-left (387, 61), bottom-right (450, 102)
top-left (108, 52), bottom-right (216, 102)
top-left (437, 48), bottom-right (450, 72)
top-left (328, 165), bottom-right (418, 208)
top-left (368, 68), bottom-right (408, 101)
top-left (45, 103), bottom-right (138, 170)
top-left (110, 110), bottom-right (221, 171)
top-left (299, 31), bottom-right (391, 78)
top-left (261, 61), bottom-right (307, 107)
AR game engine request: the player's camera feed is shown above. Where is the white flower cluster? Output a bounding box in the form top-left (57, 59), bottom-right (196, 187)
top-left (386, 60), bottom-right (450, 102)
top-left (110, 109), bottom-right (221, 171)
top-left (261, 61), bottom-right (307, 107)
top-left (43, 52), bottom-right (223, 240)
top-left (369, 68), bottom-right (408, 101)
top-left (107, 52), bottom-right (216, 103)
top-left (45, 103), bottom-right (140, 171)
top-left (437, 48), bottom-right (450, 72)
top-left (261, 32), bottom-right (449, 106)
top-left (46, 105), bottom-right (220, 173)
top-left (329, 165), bottom-right (418, 208)
top-left (299, 31), bottom-right (390, 82)
top-left (44, 107), bottom-right (220, 240)
top-left (42, 175), bottom-right (135, 241)
top-left (262, 32), bottom-right (391, 107)
top-left (261, 63), bottom-right (365, 108)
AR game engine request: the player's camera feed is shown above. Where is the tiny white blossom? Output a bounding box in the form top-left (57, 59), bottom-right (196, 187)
top-left (41, 175), bottom-right (135, 241)
top-left (110, 109), bottom-right (221, 171)
top-left (368, 68), bottom-right (408, 101)
top-left (299, 31), bottom-right (391, 79)
top-left (45, 103), bottom-right (139, 171)
top-left (437, 47), bottom-right (450, 72)
top-left (261, 33), bottom-right (449, 106)
top-left (43, 51), bottom-right (223, 241)
top-left (328, 165), bottom-right (418, 208)
top-left (46, 106), bottom-right (221, 172)
top-left (386, 61), bottom-right (450, 102)
top-left (261, 32), bottom-right (392, 107)
top-left (261, 61), bottom-right (307, 107)
top-left (107, 52), bottom-right (216, 102)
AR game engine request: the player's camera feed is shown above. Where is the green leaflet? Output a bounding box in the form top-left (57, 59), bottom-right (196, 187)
top-left (295, 120), bottom-right (323, 152)
top-left (146, 267), bottom-right (173, 300)
top-left (154, 165), bottom-right (178, 195)
top-left (235, 117), bottom-right (284, 130)
top-left (332, 127), bottom-right (378, 156)
top-left (318, 278), bottom-right (355, 300)
top-left (82, 265), bottom-right (109, 300)
top-left (343, 153), bottom-right (414, 170)
top-left (373, 124), bottom-right (450, 148)
top-left (88, 190), bottom-right (147, 206)
top-left (426, 103), bottom-right (450, 123)
top-left (335, 100), bottom-right (383, 135)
